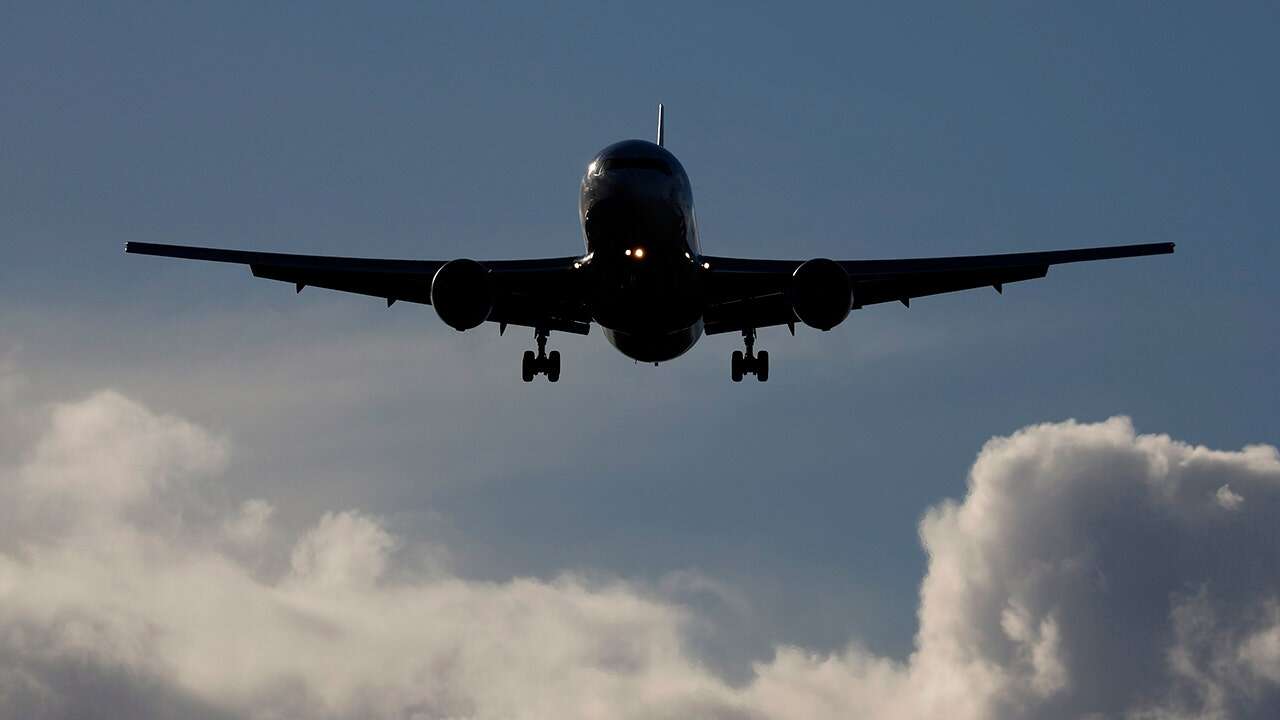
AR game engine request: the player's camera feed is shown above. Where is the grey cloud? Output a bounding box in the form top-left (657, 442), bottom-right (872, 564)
top-left (0, 386), bottom-right (1278, 719)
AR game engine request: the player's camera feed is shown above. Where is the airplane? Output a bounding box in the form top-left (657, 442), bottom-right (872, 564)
top-left (127, 105), bottom-right (1173, 382)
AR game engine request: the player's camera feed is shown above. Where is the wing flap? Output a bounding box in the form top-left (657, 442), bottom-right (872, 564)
top-left (249, 264), bottom-right (436, 304)
top-left (704, 294), bottom-right (793, 336)
top-left (851, 264), bottom-right (1048, 308)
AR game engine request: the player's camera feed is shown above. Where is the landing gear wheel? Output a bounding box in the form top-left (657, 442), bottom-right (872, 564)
top-left (521, 350), bottom-right (536, 382)
top-left (731, 328), bottom-right (771, 382)
top-left (522, 328), bottom-right (563, 382)
top-left (547, 350), bottom-right (561, 383)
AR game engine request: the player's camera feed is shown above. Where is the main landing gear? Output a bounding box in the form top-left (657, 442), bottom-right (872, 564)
top-left (731, 329), bottom-right (769, 382)
top-left (521, 328), bottom-right (561, 382)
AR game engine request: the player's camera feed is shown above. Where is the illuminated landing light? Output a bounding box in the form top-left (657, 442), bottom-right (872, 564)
top-left (702, 261), bottom-right (711, 269)
top-left (684, 251), bottom-right (691, 259)
top-left (573, 262), bottom-right (581, 269)
top-left (624, 249), bottom-right (632, 256)
top-left (633, 247), bottom-right (646, 259)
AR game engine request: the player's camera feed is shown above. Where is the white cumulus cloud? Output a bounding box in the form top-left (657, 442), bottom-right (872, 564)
top-left (0, 389), bottom-right (1277, 719)
top-left (1217, 484), bottom-right (1245, 511)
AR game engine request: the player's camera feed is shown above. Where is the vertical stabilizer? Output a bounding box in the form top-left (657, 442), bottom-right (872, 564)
top-left (656, 103), bottom-right (665, 147)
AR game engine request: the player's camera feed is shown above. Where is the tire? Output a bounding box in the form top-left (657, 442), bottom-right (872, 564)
top-left (521, 350), bottom-right (535, 382)
top-left (547, 350), bottom-right (561, 383)
top-left (731, 350), bottom-right (744, 382)
top-left (756, 350), bottom-right (769, 382)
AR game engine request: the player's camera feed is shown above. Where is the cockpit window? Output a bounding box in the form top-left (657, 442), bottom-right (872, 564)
top-left (600, 157), bottom-right (672, 175)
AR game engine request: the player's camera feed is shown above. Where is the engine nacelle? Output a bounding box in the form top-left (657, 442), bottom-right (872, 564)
top-left (431, 259), bottom-right (492, 331)
top-left (789, 258), bottom-right (851, 331)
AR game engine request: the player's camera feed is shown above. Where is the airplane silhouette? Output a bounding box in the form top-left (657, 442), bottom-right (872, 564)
top-left (128, 105), bottom-right (1173, 382)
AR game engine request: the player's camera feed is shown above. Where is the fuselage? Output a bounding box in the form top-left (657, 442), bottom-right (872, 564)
top-left (579, 140), bottom-right (704, 362)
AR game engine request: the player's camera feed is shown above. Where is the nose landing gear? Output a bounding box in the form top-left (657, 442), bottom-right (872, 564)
top-left (521, 328), bottom-right (561, 382)
top-left (731, 329), bottom-right (769, 382)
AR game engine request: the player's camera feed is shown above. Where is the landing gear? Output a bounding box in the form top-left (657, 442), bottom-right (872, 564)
top-left (521, 328), bottom-right (561, 382)
top-left (731, 329), bottom-right (769, 382)
top-left (547, 351), bottom-right (561, 382)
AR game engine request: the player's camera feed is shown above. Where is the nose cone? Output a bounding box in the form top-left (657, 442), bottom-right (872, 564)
top-left (579, 139), bottom-right (695, 254)
top-left (586, 140), bottom-right (686, 182)
top-left (582, 140), bottom-right (690, 215)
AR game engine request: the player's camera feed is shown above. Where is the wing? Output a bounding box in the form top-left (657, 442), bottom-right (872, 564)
top-left (125, 242), bottom-right (592, 334)
top-left (701, 242), bottom-right (1174, 335)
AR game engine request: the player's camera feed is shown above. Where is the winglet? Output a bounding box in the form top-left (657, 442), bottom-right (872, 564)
top-left (656, 103), bottom-right (665, 147)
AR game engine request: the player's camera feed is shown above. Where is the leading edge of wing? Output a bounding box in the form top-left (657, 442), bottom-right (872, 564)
top-left (125, 242), bottom-right (445, 273)
top-left (124, 242), bottom-right (580, 273)
top-left (701, 241), bottom-right (1174, 277)
top-left (838, 241), bottom-right (1174, 278)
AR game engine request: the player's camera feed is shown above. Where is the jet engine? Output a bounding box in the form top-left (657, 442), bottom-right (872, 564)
top-left (431, 259), bottom-right (492, 331)
top-left (789, 258), bottom-right (851, 331)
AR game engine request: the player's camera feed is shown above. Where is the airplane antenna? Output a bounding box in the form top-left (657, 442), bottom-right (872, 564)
top-left (656, 103), bottom-right (665, 147)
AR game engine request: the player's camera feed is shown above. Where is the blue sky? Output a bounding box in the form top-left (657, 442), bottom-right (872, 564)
top-left (2, 4), bottom-right (1278, 716)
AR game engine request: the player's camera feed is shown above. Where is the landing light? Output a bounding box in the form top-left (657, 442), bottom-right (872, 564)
top-left (624, 249), bottom-right (632, 256)
top-left (702, 261), bottom-right (711, 269)
top-left (633, 247), bottom-right (646, 259)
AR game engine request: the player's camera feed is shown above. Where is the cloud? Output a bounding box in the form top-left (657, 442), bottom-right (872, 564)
top-left (18, 389), bottom-right (226, 515)
top-left (0, 389), bottom-right (1277, 719)
top-left (222, 499), bottom-right (275, 548)
top-left (1217, 484), bottom-right (1245, 511)
top-left (900, 419), bottom-right (1280, 719)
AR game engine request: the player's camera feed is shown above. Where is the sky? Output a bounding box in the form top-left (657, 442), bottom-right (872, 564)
top-left (1, 3), bottom-right (1278, 718)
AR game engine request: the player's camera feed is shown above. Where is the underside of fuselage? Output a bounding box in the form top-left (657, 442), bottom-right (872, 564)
top-left (580, 140), bottom-right (705, 362)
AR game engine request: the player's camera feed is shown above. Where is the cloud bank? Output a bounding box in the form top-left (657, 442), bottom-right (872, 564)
top-left (0, 388), bottom-right (1277, 719)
